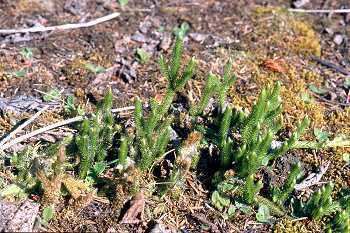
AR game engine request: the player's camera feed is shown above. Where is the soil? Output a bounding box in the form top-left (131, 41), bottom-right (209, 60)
top-left (0, 0), bottom-right (349, 232)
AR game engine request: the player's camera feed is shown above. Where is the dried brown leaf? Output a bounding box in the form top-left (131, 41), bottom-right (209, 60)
top-left (120, 192), bottom-right (145, 224)
top-left (262, 58), bottom-right (286, 73)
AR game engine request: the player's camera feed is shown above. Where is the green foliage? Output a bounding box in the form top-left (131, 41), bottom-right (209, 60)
top-left (236, 83), bottom-right (309, 176)
top-left (64, 95), bottom-right (84, 116)
top-left (136, 48), bottom-right (151, 64)
top-left (344, 77), bottom-right (350, 88)
top-left (255, 195), bottom-right (285, 217)
top-left (134, 98), bottom-right (171, 171)
top-left (300, 183), bottom-right (340, 220)
top-left (314, 128), bottom-right (330, 143)
top-left (327, 210), bottom-right (350, 233)
top-left (118, 137), bottom-right (128, 166)
top-left (256, 204), bottom-right (272, 223)
top-left (219, 107), bottom-right (233, 168)
top-left (241, 82), bottom-right (282, 145)
top-left (10, 145), bottom-right (40, 190)
top-left (343, 153), bottom-right (350, 165)
top-left (211, 190), bottom-right (231, 211)
top-left (293, 128), bottom-right (350, 150)
top-left (0, 184), bottom-right (27, 199)
top-left (190, 61), bottom-right (236, 116)
top-left (43, 88), bottom-right (61, 102)
top-left (84, 62), bottom-right (105, 74)
top-left (11, 69), bottom-right (27, 78)
top-left (190, 74), bottom-right (219, 116)
top-left (173, 22), bottom-right (190, 39)
top-left (243, 175), bottom-right (263, 204)
top-left (135, 37), bottom-right (196, 171)
top-left (327, 189), bottom-right (349, 232)
top-left (308, 84), bottom-right (327, 95)
top-left (232, 83), bottom-right (309, 177)
top-left (159, 37), bottom-right (197, 93)
top-left (118, 0), bottom-right (128, 7)
top-left (41, 205), bottom-right (54, 226)
top-left (272, 163), bottom-right (302, 205)
top-left (76, 89), bottom-right (115, 179)
top-left (20, 47), bottom-right (33, 60)
top-left (219, 60), bottom-right (237, 109)
top-left (189, 66), bottom-right (307, 218)
top-left (293, 134), bottom-right (350, 149)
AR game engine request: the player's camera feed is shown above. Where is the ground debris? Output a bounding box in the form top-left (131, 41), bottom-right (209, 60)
top-left (149, 223), bottom-right (176, 233)
top-left (0, 199), bottom-right (40, 232)
top-left (262, 58), bottom-right (287, 73)
top-left (191, 213), bottom-right (220, 233)
top-left (0, 96), bottom-right (60, 115)
top-left (295, 161), bottom-right (330, 191)
top-left (292, 0), bottom-right (310, 8)
top-left (64, 0), bottom-right (88, 16)
top-left (120, 192), bottom-right (145, 224)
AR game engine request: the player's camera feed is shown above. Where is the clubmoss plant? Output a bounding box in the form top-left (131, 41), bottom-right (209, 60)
top-left (272, 163), bottom-right (302, 205)
top-left (327, 210), bottom-right (350, 233)
top-left (243, 174), bottom-right (263, 204)
top-left (76, 88), bottom-right (115, 179)
top-left (134, 37), bottom-right (197, 171)
top-left (191, 76), bottom-right (311, 217)
top-left (233, 83), bottom-right (310, 177)
top-left (159, 131), bottom-right (202, 194)
top-left (293, 182), bottom-right (340, 220)
top-left (10, 144), bottom-right (41, 191)
top-left (117, 136), bottom-right (128, 167)
top-left (218, 107), bottom-right (233, 169)
top-left (190, 60), bottom-right (236, 116)
top-left (304, 183), bottom-right (340, 219)
top-left (36, 146), bottom-right (66, 206)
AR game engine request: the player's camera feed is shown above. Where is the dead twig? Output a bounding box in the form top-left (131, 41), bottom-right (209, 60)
top-left (311, 56), bottom-right (350, 76)
top-left (111, 106), bottom-right (135, 113)
top-left (295, 161), bottom-right (330, 191)
top-left (0, 116), bottom-right (83, 152)
top-left (0, 12), bottom-right (120, 34)
top-left (289, 8), bottom-right (350, 14)
top-left (0, 106), bottom-right (48, 147)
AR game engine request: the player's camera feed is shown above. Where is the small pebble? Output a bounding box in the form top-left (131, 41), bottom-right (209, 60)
top-left (333, 34), bottom-right (343, 45)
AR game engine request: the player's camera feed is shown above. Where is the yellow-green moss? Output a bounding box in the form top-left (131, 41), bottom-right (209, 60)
top-left (274, 218), bottom-right (323, 233)
top-left (291, 20), bottom-right (321, 57)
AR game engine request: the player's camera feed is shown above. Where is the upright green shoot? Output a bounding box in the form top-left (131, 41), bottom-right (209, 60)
top-left (76, 88), bottom-right (115, 179)
top-left (135, 37), bottom-right (197, 171)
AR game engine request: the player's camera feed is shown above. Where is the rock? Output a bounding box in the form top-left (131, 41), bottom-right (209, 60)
top-left (293, 0), bottom-right (310, 8)
top-left (139, 18), bottom-right (152, 34)
top-left (324, 27), bottom-right (334, 35)
top-left (189, 33), bottom-right (209, 43)
top-left (131, 32), bottom-right (147, 43)
top-left (159, 33), bottom-right (172, 51)
top-left (150, 223), bottom-right (175, 233)
top-left (333, 34), bottom-right (344, 45)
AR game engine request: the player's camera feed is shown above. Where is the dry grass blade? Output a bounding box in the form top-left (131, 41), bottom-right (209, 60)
top-left (0, 12), bottom-right (120, 34)
top-left (0, 106), bottom-right (48, 147)
top-left (289, 8), bottom-right (350, 13)
top-left (0, 106), bottom-right (133, 152)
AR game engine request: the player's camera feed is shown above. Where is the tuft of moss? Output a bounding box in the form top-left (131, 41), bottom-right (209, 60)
top-left (291, 20), bottom-right (321, 57)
